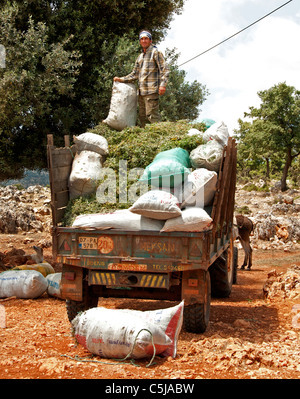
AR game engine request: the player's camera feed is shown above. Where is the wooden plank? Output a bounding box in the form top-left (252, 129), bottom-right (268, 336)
top-left (50, 149), bottom-right (73, 168)
top-left (51, 164), bottom-right (72, 182)
top-left (225, 140), bottom-right (237, 235)
top-left (55, 190), bottom-right (69, 209)
top-left (52, 179), bottom-right (69, 193)
top-left (218, 138), bottom-right (233, 234)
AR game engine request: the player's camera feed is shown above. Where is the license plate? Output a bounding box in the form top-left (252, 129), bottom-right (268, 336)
top-left (79, 236), bottom-right (97, 250)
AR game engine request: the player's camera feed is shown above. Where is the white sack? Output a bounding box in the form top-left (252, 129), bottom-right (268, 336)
top-left (129, 190), bottom-right (182, 220)
top-left (73, 132), bottom-right (109, 156)
top-left (0, 270), bottom-right (48, 299)
top-left (46, 273), bottom-right (62, 298)
top-left (69, 150), bottom-right (103, 199)
top-left (72, 209), bottom-right (164, 231)
top-left (190, 140), bottom-right (224, 172)
top-left (187, 128), bottom-right (202, 137)
top-left (72, 301), bottom-right (184, 359)
top-left (103, 81), bottom-right (137, 131)
top-left (175, 169), bottom-right (217, 207)
top-left (161, 207), bottom-right (213, 232)
top-left (202, 121), bottom-right (229, 147)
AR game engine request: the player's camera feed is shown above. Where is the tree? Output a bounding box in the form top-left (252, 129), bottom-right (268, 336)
top-left (235, 83), bottom-right (300, 191)
top-left (0, 4), bottom-right (82, 180)
top-left (0, 0), bottom-right (209, 181)
top-left (159, 49), bottom-right (209, 121)
top-left (7, 0), bottom-right (186, 127)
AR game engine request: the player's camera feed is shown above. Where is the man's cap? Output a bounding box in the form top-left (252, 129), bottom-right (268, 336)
top-left (139, 31), bottom-right (152, 40)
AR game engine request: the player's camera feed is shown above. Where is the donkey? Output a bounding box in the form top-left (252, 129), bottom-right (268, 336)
top-left (235, 215), bottom-right (254, 270)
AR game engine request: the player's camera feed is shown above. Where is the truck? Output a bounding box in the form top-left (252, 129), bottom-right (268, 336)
top-left (47, 134), bottom-right (238, 333)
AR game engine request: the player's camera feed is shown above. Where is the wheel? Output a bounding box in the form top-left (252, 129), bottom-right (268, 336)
top-left (183, 271), bottom-right (211, 333)
top-left (209, 246), bottom-right (234, 298)
top-left (66, 281), bottom-right (98, 322)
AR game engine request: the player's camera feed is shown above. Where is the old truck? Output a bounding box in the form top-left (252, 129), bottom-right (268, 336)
top-left (47, 134), bottom-right (238, 333)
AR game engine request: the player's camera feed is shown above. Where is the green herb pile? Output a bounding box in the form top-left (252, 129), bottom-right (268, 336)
top-left (62, 120), bottom-right (205, 226)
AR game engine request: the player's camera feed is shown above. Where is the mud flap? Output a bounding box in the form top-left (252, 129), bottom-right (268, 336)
top-left (181, 269), bottom-right (208, 306)
top-left (61, 264), bottom-right (83, 301)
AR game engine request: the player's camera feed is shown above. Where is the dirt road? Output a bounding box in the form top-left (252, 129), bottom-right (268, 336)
top-left (0, 232), bottom-right (299, 380)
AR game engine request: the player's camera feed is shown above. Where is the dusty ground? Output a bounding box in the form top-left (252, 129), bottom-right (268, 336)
top-left (0, 230), bottom-right (299, 380)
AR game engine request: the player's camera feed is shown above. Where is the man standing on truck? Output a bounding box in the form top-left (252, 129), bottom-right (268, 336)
top-left (114, 30), bottom-right (169, 127)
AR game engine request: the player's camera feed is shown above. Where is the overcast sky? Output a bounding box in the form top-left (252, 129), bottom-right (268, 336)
top-left (159, 0), bottom-right (300, 133)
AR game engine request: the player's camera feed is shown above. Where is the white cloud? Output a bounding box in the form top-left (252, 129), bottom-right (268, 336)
top-left (160, 0), bottom-right (300, 132)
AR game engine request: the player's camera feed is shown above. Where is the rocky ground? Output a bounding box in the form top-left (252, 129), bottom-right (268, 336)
top-left (0, 183), bottom-right (299, 380)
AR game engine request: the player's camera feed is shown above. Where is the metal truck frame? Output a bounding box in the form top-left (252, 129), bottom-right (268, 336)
top-left (47, 134), bottom-right (238, 333)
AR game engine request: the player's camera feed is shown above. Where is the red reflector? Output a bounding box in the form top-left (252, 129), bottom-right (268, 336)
top-left (65, 272), bottom-right (76, 281)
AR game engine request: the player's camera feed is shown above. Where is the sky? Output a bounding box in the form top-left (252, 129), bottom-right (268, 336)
top-left (159, 0), bottom-right (300, 133)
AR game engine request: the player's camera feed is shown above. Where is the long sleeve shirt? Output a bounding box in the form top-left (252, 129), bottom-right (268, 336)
top-left (119, 44), bottom-right (169, 96)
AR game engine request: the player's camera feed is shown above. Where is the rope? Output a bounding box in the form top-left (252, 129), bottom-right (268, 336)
top-left (61, 328), bottom-right (157, 368)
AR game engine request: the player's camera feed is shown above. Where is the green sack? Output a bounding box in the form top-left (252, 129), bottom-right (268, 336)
top-left (202, 119), bottom-right (216, 129)
top-left (140, 148), bottom-right (191, 188)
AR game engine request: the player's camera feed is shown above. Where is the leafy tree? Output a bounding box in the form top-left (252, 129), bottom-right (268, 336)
top-left (0, 0), bottom-right (209, 181)
top-left (0, 4), bottom-right (82, 180)
top-left (235, 82), bottom-right (300, 191)
top-left (160, 49), bottom-right (209, 121)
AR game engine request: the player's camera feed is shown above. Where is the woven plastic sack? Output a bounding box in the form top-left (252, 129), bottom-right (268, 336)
top-left (190, 140), bottom-right (224, 172)
top-left (202, 121), bottom-right (229, 147)
top-left (73, 132), bottom-right (109, 156)
top-left (0, 270), bottom-right (48, 299)
top-left (13, 262), bottom-right (55, 277)
top-left (175, 168), bottom-right (217, 207)
top-left (103, 81), bottom-right (137, 131)
top-left (72, 209), bottom-right (164, 231)
top-left (72, 301), bottom-right (184, 359)
top-left (140, 148), bottom-right (191, 188)
top-left (46, 273), bottom-right (62, 298)
top-left (69, 150), bottom-right (103, 199)
top-left (161, 207), bottom-right (212, 232)
top-left (129, 190), bottom-right (181, 220)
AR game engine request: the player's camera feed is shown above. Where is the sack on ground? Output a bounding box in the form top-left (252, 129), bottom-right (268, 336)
top-left (202, 121), bottom-right (229, 147)
top-left (72, 301), bottom-right (184, 359)
top-left (190, 140), bottom-right (224, 172)
top-left (46, 273), bottom-right (62, 298)
top-left (13, 262), bottom-right (55, 277)
top-left (103, 81), bottom-right (137, 131)
top-left (129, 190), bottom-right (181, 220)
top-left (73, 132), bottom-right (109, 156)
top-left (176, 169), bottom-right (217, 207)
top-left (0, 270), bottom-right (48, 299)
top-left (69, 150), bottom-right (103, 199)
top-left (72, 209), bottom-right (164, 231)
top-left (140, 148), bottom-right (191, 188)
top-left (161, 207), bottom-right (213, 232)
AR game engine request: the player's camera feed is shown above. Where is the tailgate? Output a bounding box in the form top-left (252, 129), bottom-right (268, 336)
top-left (55, 228), bottom-right (211, 273)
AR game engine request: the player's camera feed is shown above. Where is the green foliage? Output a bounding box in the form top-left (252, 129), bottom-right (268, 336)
top-left (0, 3), bottom-right (82, 180)
top-left (93, 120), bottom-right (205, 170)
top-left (62, 120), bottom-right (205, 225)
top-left (235, 82), bottom-right (300, 191)
top-left (0, 0), bottom-right (210, 181)
top-left (235, 205), bottom-right (251, 215)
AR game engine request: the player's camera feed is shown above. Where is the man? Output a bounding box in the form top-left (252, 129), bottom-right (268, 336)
top-left (114, 30), bottom-right (169, 127)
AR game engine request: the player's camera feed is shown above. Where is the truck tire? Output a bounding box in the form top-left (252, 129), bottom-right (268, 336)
top-left (184, 271), bottom-right (211, 333)
top-left (209, 248), bottom-right (234, 298)
top-left (66, 282), bottom-right (98, 322)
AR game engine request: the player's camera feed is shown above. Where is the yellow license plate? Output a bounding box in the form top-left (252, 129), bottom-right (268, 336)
top-left (79, 237), bottom-right (97, 250)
